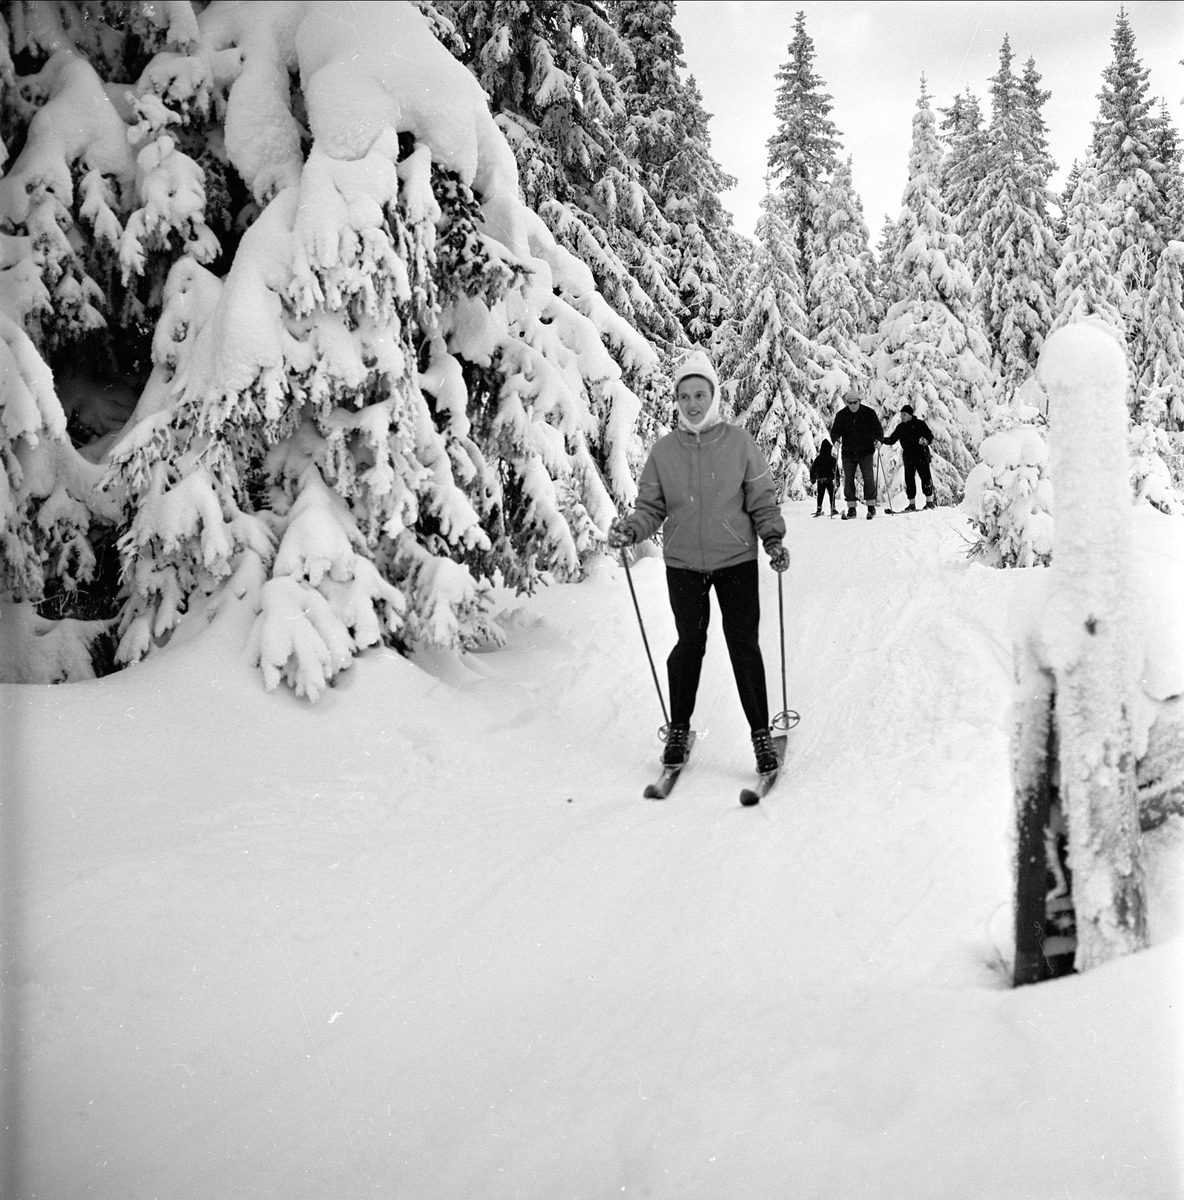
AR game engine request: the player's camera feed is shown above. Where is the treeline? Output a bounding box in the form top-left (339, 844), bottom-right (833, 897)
top-left (0, 2), bottom-right (1180, 691)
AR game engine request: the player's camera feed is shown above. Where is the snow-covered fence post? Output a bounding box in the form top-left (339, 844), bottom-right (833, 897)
top-left (1014, 322), bottom-right (1148, 980)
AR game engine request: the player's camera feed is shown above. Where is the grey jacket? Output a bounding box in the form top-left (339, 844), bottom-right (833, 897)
top-left (625, 423), bottom-right (786, 572)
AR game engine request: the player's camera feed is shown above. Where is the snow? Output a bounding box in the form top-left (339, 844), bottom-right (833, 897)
top-left (4, 504), bottom-right (1181, 1199)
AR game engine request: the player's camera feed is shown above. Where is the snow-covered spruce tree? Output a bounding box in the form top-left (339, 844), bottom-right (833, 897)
top-left (711, 232), bottom-right (756, 409)
top-left (1138, 240), bottom-right (1184, 432)
top-left (728, 192), bottom-right (824, 497)
top-left (1091, 8), bottom-right (1182, 392)
top-left (970, 38), bottom-right (1058, 400)
top-left (1049, 159), bottom-right (1127, 338)
top-left (937, 87), bottom-right (988, 274)
top-left (439, 0), bottom-right (683, 357)
top-left (1149, 99), bottom-right (1184, 240)
top-left (610, 0), bottom-right (735, 349)
top-left (1092, 10), bottom-right (1173, 299)
top-left (2, 2), bottom-right (657, 695)
top-left (765, 9), bottom-right (842, 282)
top-left (873, 214), bottom-right (905, 317)
top-left (807, 158), bottom-right (875, 398)
top-left (869, 83), bottom-right (990, 505)
top-left (0, 2), bottom-right (197, 678)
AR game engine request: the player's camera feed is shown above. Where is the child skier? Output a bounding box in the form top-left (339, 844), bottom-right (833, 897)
top-left (809, 438), bottom-right (840, 517)
top-left (608, 349), bottom-right (790, 774)
top-left (882, 404), bottom-right (936, 510)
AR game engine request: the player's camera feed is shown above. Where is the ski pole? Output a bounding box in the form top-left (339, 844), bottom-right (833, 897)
top-left (621, 549), bottom-right (671, 737)
top-left (876, 448), bottom-right (892, 512)
top-left (771, 569), bottom-right (801, 732)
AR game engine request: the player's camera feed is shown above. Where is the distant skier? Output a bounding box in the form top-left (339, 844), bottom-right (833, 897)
top-left (809, 438), bottom-right (840, 517)
top-left (829, 388), bottom-right (884, 520)
top-left (608, 349), bottom-right (789, 776)
top-left (882, 404), bottom-right (937, 511)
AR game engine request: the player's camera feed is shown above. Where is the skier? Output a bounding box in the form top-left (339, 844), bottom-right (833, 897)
top-left (829, 388), bottom-right (884, 520)
top-left (882, 404), bottom-right (936, 510)
top-left (809, 438), bottom-right (840, 517)
top-left (608, 349), bottom-right (790, 776)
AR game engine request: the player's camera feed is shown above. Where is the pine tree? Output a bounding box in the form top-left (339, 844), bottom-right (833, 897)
top-left (0, 2), bottom-right (655, 694)
top-left (440, 0), bottom-right (683, 351)
top-left (766, 9), bottom-right (842, 280)
top-left (807, 159), bottom-right (875, 397)
top-left (937, 87), bottom-right (988, 271)
top-left (1138, 240), bottom-right (1184, 430)
top-left (870, 82), bottom-right (991, 503)
top-left (1056, 158), bottom-right (1084, 243)
top-left (873, 214), bottom-right (905, 316)
top-left (1148, 97), bottom-right (1184, 242)
top-left (728, 192), bottom-right (824, 496)
top-left (611, 1), bottom-right (735, 348)
top-left (1092, 9), bottom-right (1172, 292)
top-left (971, 37), bottom-right (1059, 398)
top-left (1050, 160), bottom-right (1127, 338)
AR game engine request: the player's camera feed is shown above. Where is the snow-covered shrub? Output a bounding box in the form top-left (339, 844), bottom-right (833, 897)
top-left (962, 422), bottom-right (1053, 568)
top-left (1129, 424), bottom-right (1184, 515)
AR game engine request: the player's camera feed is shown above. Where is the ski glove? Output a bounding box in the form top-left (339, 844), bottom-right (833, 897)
top-left (766, 541), bottom-right (790, 573)
top-left (607, 519), bottom-right (636, 550)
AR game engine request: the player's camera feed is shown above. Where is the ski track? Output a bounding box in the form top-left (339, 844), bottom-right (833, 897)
top-left (5, 502), bottom-right (1182, 1199)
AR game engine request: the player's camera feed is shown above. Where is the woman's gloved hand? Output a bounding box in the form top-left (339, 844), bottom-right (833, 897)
top-left (607, 519), bottom-right (636, 550)
top-left (766, 541), bottom-right (790, 572)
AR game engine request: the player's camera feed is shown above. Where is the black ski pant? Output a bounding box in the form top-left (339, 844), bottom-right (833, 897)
top-left (842, 453), bottom-right (876, 506)
top-left (665, 559), bottom-right (768, 734)
top-left (903, 455), bottom-right (934, 501)
top-left (815, 478), bottom-right (836, 510)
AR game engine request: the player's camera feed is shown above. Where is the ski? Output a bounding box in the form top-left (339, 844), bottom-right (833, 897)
top-left (739, 735), bottom-right (787, 806)
top-left (644, 731), bottom-right (697, 799)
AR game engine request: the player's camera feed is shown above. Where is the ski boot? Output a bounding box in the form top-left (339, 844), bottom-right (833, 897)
top-left (663, 724), bottom-right (692, 767)
top-left (751, 727), bottom-right (780, 775)
top-left (866, 505), bottom-right (876, 520)
top-left (841, 506), bottom-right (857, 521)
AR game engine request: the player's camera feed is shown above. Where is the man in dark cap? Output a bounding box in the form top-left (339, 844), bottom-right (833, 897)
top-left (829, 389), bottom-right (884, 520)
top-left (882, 404), bottom-right (937, 511)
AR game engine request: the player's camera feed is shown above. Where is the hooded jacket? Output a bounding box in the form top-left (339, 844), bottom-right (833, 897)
top-left (810, 439), bottom-right (840, 485)
top-left (625, 422), bottom-right (786, 572)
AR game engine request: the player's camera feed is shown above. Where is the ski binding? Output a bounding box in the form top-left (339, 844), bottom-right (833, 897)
top-left (644, 731), bottom-right (697, 799)
top-left (739, 735), bottom-right (787, 806)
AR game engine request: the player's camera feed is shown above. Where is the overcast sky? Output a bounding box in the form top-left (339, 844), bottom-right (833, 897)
top-left (673, 1), bottom-right (1184, 239)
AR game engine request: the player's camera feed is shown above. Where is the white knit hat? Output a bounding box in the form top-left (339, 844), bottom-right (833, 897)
top-left (673, 348), bottom-right (719, 398)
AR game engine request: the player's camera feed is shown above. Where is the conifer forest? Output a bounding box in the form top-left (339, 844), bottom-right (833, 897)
top-left (0, 1), bottom-right (1179, 692)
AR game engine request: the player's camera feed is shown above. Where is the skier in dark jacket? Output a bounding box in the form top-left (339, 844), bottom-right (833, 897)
top-left (809, 438), bottom-right (840, 517)
top-left (882, 404), bottom-right (936, 510)
top-left (608, 349), bottom-right (788, 775)
top-left (828, 389), bottom-right (884, 520)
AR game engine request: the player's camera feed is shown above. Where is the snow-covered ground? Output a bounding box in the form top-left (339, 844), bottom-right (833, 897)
top-left (3, 503), bottom-right (1182, 1199)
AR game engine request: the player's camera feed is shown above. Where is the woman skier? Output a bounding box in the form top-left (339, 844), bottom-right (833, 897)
top-left (608, 349), bottom-right (790, 775)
